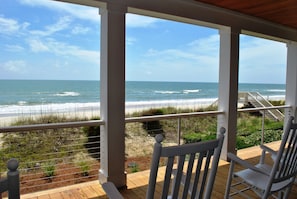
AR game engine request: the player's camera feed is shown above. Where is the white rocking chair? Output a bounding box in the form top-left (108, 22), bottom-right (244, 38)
top-left (225, 116), bottom-right (297, 199)
top-left (102, 127), bottom-right (225, 199)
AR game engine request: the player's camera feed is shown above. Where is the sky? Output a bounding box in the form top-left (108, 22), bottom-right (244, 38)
top-left (0, 0), bottom-right (287, 84)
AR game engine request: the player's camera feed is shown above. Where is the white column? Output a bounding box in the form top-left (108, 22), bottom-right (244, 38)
top-left (218, 27), bottom-right (240, 160)
top-left (99, 3), bottom-right (127, 188)
top-left (285, 42), bottom-right (297, 123)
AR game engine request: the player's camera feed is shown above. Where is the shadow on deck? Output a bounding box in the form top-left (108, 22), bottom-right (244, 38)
top-left (21, 141), bottom-right (297, 199)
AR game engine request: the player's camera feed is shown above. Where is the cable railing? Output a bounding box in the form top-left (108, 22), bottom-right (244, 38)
top-left (0, 105), bottom-right (291, 195)
top-left (0, 120), bottom-right (103, 195)
top-left (238, 105), bottom-right (290, 145)
top-left (126, 110), bottom-right (224, 145)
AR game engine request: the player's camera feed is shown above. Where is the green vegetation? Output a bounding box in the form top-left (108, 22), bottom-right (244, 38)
top-left (0, 115), bottom-right (89, 172)
top-left (128, 162), bottom-right (139, 173)
top-left (236, 112), bottom-right (283, 149)
top-left (183, 133), bottom-right (202, 143)
top-left (127, 102), bottom-right (284, 150)
top-left (140, 109), bottom-right (164, 136)
top-left (73, 152), bottom-right (92, 176)
top-left (83, 117), bottom-right (100, 160)
top-left (42, 161), bottom-right (55, 178)
top-left (78, 161), bottom-right (90, 176)
top-left (0, 100), bottom-right (285, 173)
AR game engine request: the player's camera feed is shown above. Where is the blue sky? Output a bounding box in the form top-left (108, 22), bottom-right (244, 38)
top-left (0, 0), bottom-right (287, 84)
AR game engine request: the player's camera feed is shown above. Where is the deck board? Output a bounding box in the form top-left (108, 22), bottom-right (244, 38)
top-left (21, 141), bottom-right (297, 199)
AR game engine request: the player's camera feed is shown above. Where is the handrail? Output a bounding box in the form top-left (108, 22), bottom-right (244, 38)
top-left (237, 105), bottom-right (290, 113)
top-left (0, 111), bottom-right (223, 133)
top-left (125, 110), bottom-right (224, 123)
top-left (0, 120), bottom-right (105, 133)
top-left (246, 92), bottom-right (284, 120)
top-left (0, 106), bottom-right (290, 133)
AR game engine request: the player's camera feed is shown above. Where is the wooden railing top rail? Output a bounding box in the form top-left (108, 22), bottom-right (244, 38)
top-left (0, 120), bottom-right (105, 133)
top-left (0, 111), bottom-right (224, 133)
top-left (0, 105), bottom-right (291, 133)
top-left (237, 105), bottom-right (290, 113)
top-left (125, 110), bottom-right (224, 123)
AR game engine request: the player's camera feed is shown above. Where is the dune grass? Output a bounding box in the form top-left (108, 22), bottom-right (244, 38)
top-left (0, 102), bottom-right (284, 172)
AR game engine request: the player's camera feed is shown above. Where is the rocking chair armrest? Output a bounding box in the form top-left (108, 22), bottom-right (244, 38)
top-left (227, 153), bottom-right (270, 176)
top-left (260, 145), bottom-right (277, 156)
top-left (102, 182), bottom-right (124, 199)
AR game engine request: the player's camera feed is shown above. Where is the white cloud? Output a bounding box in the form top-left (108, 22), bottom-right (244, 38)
top-left (189, 34), bottom-right (219, 55)
top-left (0, 16), bottom-right (20, 34)
top-left (19, 1), bottom-right (161, 28)
top-left (240, 36), bottom-right (286, 67)
top-left (5, 45), bottom-right (25, 52)
top-left (2, 60), bottom-right (27, 73)
top-left (126, 37), bottom-right (137, 45)
top-left (146, 48), bottom-right (197, 60)
top-left (237, 35), bottom-right (287, 83)
top-left (127, 34), bottom-right (221, 82)
top-left (145, 34), bottom-right (219, 63)
top-left (71, 25), bottom-right (90, 34)
top-left (26, 38), bottom-right (99, 64)
top-left (19, 0), bottom-right (100, 23)
top-left (27, 39), bottom-right (49, 52)
top-left (30, 16), bottom-right (72, 36)
top-left (126, 14), bottom-right (160, 28)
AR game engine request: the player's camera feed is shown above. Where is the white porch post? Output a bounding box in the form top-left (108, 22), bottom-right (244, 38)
top-left (99, 3), bottom-right (127, 188)
top-left (285, 42), bottom-right (297, 122)
top-left (218, 27), bottom-right (240, 160)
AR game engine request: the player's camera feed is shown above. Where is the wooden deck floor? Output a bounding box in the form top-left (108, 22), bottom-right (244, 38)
top-left (21, 141), bottom-right (297, 199)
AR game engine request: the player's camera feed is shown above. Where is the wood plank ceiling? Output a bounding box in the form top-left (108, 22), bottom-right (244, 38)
top-left (195, 0), bottom-right (297, 31)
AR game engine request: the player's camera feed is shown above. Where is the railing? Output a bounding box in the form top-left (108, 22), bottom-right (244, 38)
top-left (0, 105), bottom-right (291, 195)
top-left (0, 120), bottom-right (104, 133)
top-left (246, 92), bottom-right (285, 121)
top-left (0, 120), bottom-right (104, 195)
top-left (238, 105), bottom-right (290, 144)
top-left (126, 110), bottom-right (224, 145)
top-left (0, 110), bottom-right (225, 195)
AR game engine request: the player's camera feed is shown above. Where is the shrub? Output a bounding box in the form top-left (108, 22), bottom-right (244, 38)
top-left (83, 118), bottom-right (100, 160)
top-left (73, 152), bottom-right (92, 176)
top-left (183, 133), bottom-right (201, 144)
top-left (42, 161), bottom-right (55, 178)
top-left (128, 162), bottom-right (139, 173)
top-left (141, 109), bottom-right (164, 136)
top-left (236, 136), bottom-right (254, 149)
top-left (78, 161), bottom-right (90, 176)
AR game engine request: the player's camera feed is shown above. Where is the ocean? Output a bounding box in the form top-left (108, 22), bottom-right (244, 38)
top-left (0, 80), bottom-right (286, 117)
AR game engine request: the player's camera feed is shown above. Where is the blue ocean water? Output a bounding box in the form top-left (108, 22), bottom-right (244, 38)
top-left (0, 80), bottom-right (285, 117)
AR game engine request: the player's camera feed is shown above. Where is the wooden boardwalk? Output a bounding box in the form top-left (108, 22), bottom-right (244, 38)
top-left (21, 141), bottom-right (297, 199)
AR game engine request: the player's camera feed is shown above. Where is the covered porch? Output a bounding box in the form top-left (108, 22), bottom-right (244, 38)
top-left (74, 0), bottom-right (297, 189)
top-left (20, 141), bottom-right (297, 198)
top-left (1, 0), bottom-right (297, 197)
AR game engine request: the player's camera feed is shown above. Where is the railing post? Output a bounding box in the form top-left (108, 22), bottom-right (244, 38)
top-left (7, 158), bottom-right (20, 199)
top-left (177, 117), bottom-right (181, 145)
top-left (261, 110), bottom-right (265, 145)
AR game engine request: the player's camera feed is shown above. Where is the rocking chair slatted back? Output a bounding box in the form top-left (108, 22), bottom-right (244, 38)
top-left (146, 127), bottom-right (225, 199)
top-left (273, 117), bottom-right (297, 182)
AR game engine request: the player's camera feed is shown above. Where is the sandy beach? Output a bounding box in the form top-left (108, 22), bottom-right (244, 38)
top-left (0, 94), bottom-right (285, 127)
top-left (0, 99), bottom-right (217, 127)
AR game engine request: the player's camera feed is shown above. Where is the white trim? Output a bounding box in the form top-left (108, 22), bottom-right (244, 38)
top-left (218, 27), bottom-right (240, 160)
top-left (285, 42), bottom-right (297, 122)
